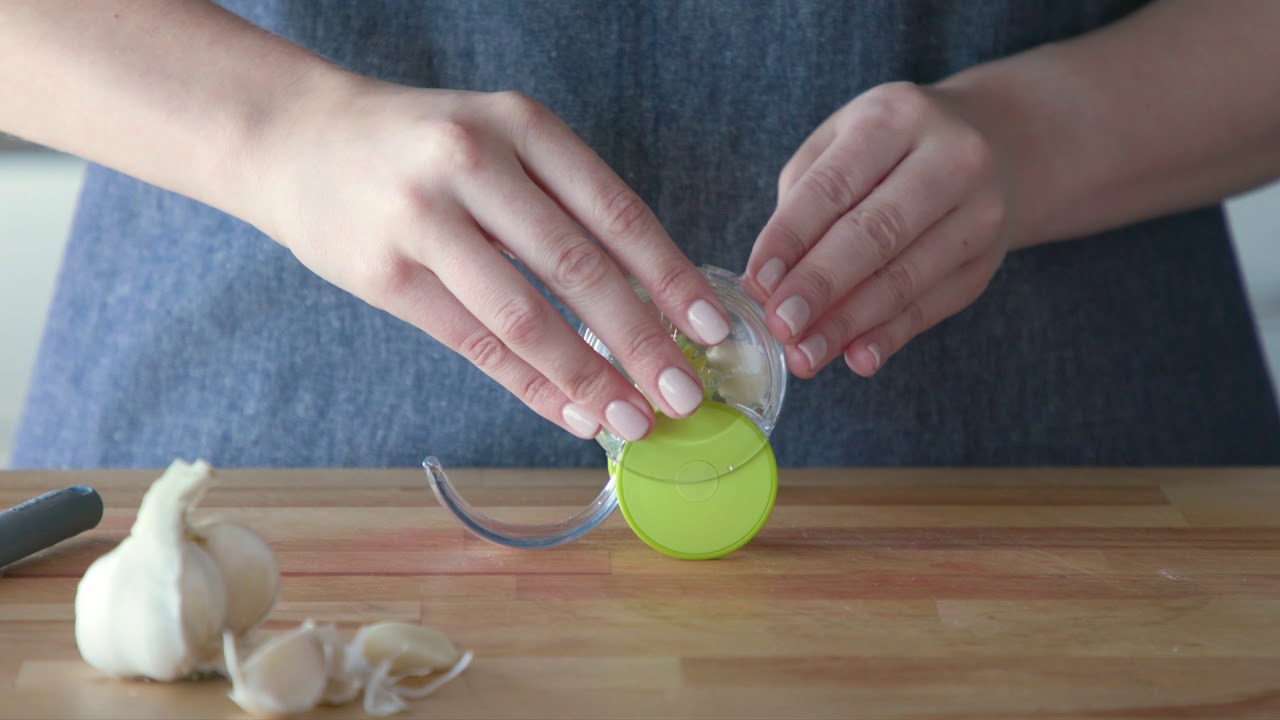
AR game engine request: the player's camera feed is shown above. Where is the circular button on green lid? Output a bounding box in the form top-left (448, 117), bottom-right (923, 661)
top-left (615, 401), bottom-right (777, 560)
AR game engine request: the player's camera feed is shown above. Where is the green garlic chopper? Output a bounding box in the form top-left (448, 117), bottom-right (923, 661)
top-left (423, 265), bottom-right (787, 559)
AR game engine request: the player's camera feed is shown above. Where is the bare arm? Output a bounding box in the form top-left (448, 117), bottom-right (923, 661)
top-left (936, 0), bottom-right (1280, 249)
top-left (0, 0), bottom-right (332, 220)
top-left (0, 0), bottom-right (731, 443)
top-left (748, 0), bottom-right (1280, 379)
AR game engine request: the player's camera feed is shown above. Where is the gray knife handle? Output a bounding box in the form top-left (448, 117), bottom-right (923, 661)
top-left (0, 485), bottom-right (104, 570)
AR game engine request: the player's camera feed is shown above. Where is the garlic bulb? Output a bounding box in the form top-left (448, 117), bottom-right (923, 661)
top-left (74, 459), bottom-right (279, 681)
top-left (74, 458), bottom-right (470, 717)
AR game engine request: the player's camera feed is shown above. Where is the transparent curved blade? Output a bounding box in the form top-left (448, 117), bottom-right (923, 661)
top-left (422, 456), bottom-right (617, 549)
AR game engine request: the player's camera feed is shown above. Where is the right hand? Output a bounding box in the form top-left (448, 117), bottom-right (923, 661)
top-left (242, 76), bottom-right (729, 442)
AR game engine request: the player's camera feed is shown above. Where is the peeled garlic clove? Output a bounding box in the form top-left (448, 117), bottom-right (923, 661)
top-left (192, 519), bottom-right (279, 635)
top-left (350, 622), bottom-right (461, 676)
top-left (224, 624), bottom-right (328, 718)
top-left (705, 340), bottom-right (767, 405)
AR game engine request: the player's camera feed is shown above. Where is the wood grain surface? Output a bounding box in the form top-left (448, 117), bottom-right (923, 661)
top-left (1, 466), bottom-right (1278, 719)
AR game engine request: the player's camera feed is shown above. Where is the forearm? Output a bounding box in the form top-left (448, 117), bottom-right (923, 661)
top-left (0, 0), bottom-right (348, 220)
top-left (934, 0), bottom-right (1280, 249)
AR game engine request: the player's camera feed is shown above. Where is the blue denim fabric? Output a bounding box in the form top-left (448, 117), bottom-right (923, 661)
top-left (14, 1), bottom-right (1280, 468)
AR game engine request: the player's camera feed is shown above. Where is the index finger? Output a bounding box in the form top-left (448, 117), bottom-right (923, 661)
top-left (502, 93), bottom-right (731, 349)
top-left (747, 117), bottom-right (912, 304)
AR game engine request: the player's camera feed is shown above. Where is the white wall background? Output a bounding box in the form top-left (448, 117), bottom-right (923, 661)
top-left (0, 153), bottom-right (84, 468)
top-left (1, 154), bottom-right (1279, 467)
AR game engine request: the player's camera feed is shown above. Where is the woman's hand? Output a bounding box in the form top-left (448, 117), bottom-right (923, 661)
top-left (745, 82), bottom-right (1013, 378)
top-left (249, 79), bottom-right (730, 441)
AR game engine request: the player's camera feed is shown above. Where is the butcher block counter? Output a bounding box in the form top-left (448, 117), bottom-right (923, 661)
top-left (1, 466), bottom-right (1278, 719)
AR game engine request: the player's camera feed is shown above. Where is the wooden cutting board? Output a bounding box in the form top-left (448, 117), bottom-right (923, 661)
top-left (1, 466), bottom-right (1279, 719)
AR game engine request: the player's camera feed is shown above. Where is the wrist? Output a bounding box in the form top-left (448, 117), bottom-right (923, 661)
top-left (225, 60), bottom-right (370, 239)
top-left (929, 58), bottom-right (1065, 252)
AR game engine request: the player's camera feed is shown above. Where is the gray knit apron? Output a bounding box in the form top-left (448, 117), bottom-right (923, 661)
top-left (14, 0), bottom-right (1280, 468)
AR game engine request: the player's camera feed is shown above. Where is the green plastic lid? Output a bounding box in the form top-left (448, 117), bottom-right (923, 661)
top-left (614, 401), bottom-right (777, 560)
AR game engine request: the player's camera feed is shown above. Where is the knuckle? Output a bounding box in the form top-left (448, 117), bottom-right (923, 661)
top-left (597, 186), bottom-right (654, 244)
top-left (549, 240), bottom-right (612, 295)
top-left (826, 308), bottom-right (861, 349)
top-left (517, 373), bottom-right (559, 410)
top-left (972, 194), bottom-right (1007, 238)
top-left (428, 119), bottom-right (485, 175)
top-left (495, 91), bottom-right (544, 126)
top-left (563, 361), bottom-right (612, 403)
top-left (762, 222), bottom-right (809, 263)
top-left (646, 263), bottom-right (696, 306)
top-left (849, 203), bottom-right (909, 262)
top-left (778, 164), bottom-right (801, 199)
top-left (791, 266), bottom-right (836, 307)
top-left (802, 163), bottom-right (857, 210)
top-left (863, 82), bottom-right (929, 130)
top-left (359, 253), bottom-right (417, 305)
top-left (952, 128), bottom-right (993, 176)
top-left (905, 300), bottom-right (929, 338)
top-left (877, 261), bottom-right (918, 310)
top-left (492, 293), bottom-right (549, 347)
top-left (458, 328), bottom-right (509, 373)
top-left (494, 90), bottom-right (541, 117)
top-left (620, 322), bottom-right (673, 365)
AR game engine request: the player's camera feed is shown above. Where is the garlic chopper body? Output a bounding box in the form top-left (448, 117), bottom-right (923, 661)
top-left (424, 265), bottom-right (787, 559)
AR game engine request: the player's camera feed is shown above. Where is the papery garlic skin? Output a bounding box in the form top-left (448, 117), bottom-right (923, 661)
top-left (74, 459), bottom-right (275, 681)
top-left (348, 621), bottom-right (472, 717)
top-left (313, 624), bottom-right (363, 706)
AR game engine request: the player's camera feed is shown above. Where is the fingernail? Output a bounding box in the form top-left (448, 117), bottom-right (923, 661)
top-left (850, 343), bottom-right (882, 374)
top-left (756, 258), bottom-right (785, 293)
top-left (606, 400), bottom-right (651, 442)
top-left (798, 334), bottom-right (827, 371)
top-left (775, 296), bottom-right (810, 336)
top-left (561, 402), bottom-right (600, 438)
top-left (658, 367), bottom-right (703, 416)
top-left (687, 299), bottom-right (730, 345)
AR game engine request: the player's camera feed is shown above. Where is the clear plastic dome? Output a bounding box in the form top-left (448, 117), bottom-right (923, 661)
top-left (424, 265), bottom-right (787, 549)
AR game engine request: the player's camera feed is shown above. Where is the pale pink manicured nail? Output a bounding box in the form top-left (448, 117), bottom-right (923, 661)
top-left (606, 400), bottom-right (650, 441)
top-left (687, 299), bottom-right (730, 345)
top-left (867, 343), bottom-right (882, 370)
top-left (561, 402), bottom-right (599, 438)
top-left (658, 367), bottom-right (703, 416)
top-left (798, 334), bottom-right (827, 371)
top-left (850, 343), bottom-right (882, 374)
top-left (775, 296), bottom-right (810, 336)
top-left (756, 258), bottom-right (786, 293)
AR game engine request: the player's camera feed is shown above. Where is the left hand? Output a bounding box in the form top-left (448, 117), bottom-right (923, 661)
top-left (745, 81), bottom-right (1014, 378)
